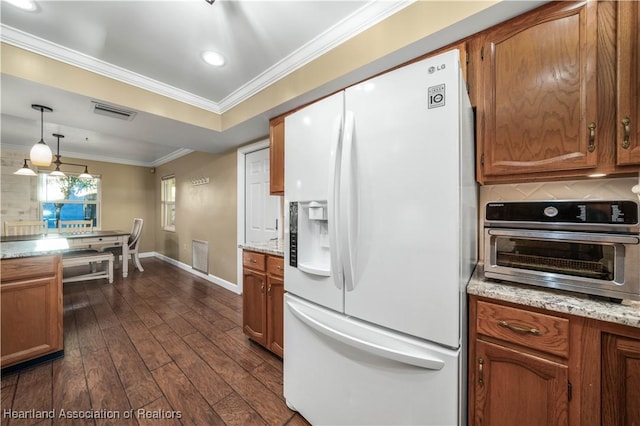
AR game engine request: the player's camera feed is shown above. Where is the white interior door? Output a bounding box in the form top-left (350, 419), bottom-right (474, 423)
top-left (245, 148), bottom-right (280, 243)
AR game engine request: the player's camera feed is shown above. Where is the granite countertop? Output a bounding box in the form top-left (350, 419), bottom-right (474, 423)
top-left (1, 238), bottom-right (70, 259)
top-left (468, 264), bottom-right (640, 328)
top-left (239, 239), bottom-right (284, 257)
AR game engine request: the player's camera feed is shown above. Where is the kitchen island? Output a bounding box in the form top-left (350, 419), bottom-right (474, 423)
top-left (0, 232), bottom-right (124, 372)
top-left (0, 251), bottom-right (64, 372)
top-left (467, 264), bottom-right (640, 425)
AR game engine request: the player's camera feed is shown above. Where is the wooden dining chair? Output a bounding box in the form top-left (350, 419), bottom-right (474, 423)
top-left (100, 218), bottom-right (144, 272)
top-left (58, 220), bottom-right (94, 234)
top-left (4, 220), bottom-right (47, 236)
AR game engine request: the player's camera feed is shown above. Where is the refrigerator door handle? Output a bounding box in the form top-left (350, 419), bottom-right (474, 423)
top-left (328, 114), bottom-right (344, 290)
top-left (340, 111), bottom-right (356, 292)
top-left (287, 297), bottom-right (446, 371)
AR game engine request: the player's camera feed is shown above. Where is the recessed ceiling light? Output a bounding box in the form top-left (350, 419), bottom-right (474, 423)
top-left (202, 51), bottom-right (225, 67)
top-left (5, 0), bottom-right (37, 11)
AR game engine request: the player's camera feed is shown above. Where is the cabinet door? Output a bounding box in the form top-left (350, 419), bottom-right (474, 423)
top-left (479, 1), bottom-right (598, 179)
top-left (602, 333), bottom-right (640, 425)
top-left (269, 116), bottom-right (285, 195)
top-left (267, 275), bottom-right (284, 358)
top-left (242, 269), bottom-right (267, 346)
top-left (1, 275), bottom-right (63, 367)
top-left (473, 340), bottom-right (569, 426)
top-left (616, 1), bottom-right (640, 165)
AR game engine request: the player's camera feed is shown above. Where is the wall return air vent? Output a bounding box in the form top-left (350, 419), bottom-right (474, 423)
top-left (91, 101), bottom-right (137, 121)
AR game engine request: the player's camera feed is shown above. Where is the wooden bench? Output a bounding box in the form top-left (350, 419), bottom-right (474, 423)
top-left (62, 252), bottom-right (114, 284)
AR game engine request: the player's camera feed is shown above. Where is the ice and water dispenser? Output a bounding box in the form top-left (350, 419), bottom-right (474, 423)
top-left (289, 201), bottom-right (331, 276)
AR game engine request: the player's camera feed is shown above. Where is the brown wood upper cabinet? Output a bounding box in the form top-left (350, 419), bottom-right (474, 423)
top-left (616, 0), bottom-right (640, 165)
top-left (477, 1), bottom-right (599, 182)
top-left (269, 115), bottom-right (285, 195)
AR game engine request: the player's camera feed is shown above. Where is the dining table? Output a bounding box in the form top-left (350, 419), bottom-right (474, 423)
top-left (1, 230), bottom-right (131, 277)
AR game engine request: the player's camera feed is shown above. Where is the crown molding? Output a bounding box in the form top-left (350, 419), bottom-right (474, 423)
top-left (217, 0), bottom-right (414, 111)
top-left (0, 25), bottom-right (223, 114)
top-left (0, 1), bottom-right (413, 115)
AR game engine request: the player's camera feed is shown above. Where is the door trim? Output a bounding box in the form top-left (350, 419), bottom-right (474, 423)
top-left (237, 138), bottom-right (270, 294)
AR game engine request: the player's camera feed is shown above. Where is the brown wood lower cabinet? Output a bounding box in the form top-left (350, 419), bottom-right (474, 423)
top-left (1, 255), bottom-right (63, 369)
top-left (469, 295), bottom-right (640, 425)
top-left (242, 250), bottom-right (284, 357)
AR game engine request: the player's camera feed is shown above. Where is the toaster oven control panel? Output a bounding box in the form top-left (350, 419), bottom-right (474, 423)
top-left (486, 200), bottom-right (639, 225)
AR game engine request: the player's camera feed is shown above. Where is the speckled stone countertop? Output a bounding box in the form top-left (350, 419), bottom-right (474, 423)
top-left (239, 240), bottom-right (284, 257)
top-left (1, 238), bottom-right (70, 259)
top-left (468, 264), bottom-right (640, 329)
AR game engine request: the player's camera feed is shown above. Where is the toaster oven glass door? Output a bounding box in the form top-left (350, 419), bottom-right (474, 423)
top-left (494, 236), bottom-right (616, 281)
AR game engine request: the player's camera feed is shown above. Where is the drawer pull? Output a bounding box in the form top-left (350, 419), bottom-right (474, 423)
top-left (498, 320), bottom-right (541, 336)
top-left (251, 259), bottom-right (257, 263)
top-left (276, 266), bottom-right (283, 270)
top-left (621, 117), bottom-right (631, 149)
top-left (478, 358), bottom-right (484, 387)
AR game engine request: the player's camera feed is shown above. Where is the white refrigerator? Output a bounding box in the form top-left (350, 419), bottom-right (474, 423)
top-left (283, 49), bottom-right (477, 425)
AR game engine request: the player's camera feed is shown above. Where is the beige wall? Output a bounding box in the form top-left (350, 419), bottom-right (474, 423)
top-left (154, 150), bottom-right (238, 284)
top-left (1, 148), bottom-right (156, 253)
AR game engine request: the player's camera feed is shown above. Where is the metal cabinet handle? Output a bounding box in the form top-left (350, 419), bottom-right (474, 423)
top-left (260, 281), bottom-right (265, 293)
top-left (478, 358), bottom-right (484, 387)
top-left (267, 285), bottom-right (272, 296)
top-left (622, 117), bottom-right (631, 149)
top-left (588, 122), bottom-right (596, 152)
top-left (250, 259), bottom-right (257, 263)
top-left (498, 320), bottom-right (542, 336)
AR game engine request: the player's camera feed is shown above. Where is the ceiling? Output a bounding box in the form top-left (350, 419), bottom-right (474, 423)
top-left (0, 0), bottom-right (546, 167)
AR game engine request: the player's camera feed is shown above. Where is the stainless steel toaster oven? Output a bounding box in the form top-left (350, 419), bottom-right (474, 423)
top-left (484, 200), bottom-right (640, 301)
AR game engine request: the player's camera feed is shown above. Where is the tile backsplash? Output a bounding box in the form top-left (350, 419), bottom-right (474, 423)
top-left (477, 176), bottom-right (640, 261)
top-left (480, 176), bottom-right (639, 206)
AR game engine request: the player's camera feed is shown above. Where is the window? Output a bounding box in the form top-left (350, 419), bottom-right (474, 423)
top-left (39, 172), bottom-right (101, 229)
top-left (161, 175), bottom-right (176, 231)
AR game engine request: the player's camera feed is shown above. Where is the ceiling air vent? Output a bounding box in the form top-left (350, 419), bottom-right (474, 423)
top-left (91, 101), bottom-right (137, 121)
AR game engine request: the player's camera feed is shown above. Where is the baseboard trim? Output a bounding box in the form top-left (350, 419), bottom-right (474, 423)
top-left (143, 251), bottom-right (240, 294)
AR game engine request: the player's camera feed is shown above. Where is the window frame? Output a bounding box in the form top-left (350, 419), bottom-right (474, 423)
top-left (161, 175), bottom-right (176, 232)
top-left (38, 171), bottom-right (102, 230)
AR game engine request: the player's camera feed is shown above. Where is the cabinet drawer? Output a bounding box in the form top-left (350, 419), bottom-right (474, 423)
top-left (69, 236), bottom-right (121, 247)
top-left (267, 255), bottom-right (284, 277)
top-left (243, 251), bottom-right (266, 272)
top-left (1, 255), bottom-right (59, 283)
top-left (476, 300), bottom-right (569, 358)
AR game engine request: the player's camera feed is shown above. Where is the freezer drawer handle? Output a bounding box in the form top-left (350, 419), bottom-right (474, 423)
top-left (288, 299), bottom-right (445, 370)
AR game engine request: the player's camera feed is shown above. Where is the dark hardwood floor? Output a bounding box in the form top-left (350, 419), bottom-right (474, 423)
top-left (1, 257), bottom-right (310, 426)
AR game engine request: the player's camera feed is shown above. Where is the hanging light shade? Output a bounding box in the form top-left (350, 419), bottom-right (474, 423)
top-left (49, 166), bottom-right (66, 177)
top-left (14, 159), bottom-right (37, 176)
top-left (29, 104), bottom-right (53, 166)
top-left (78, 166), bottom-right (92, 179)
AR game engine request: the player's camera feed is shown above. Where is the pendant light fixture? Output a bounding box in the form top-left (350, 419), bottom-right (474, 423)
top-left (50, 133), bottom-right (66, 177)
top-left (14, 159), bottom-right (37, 176)
top-left (29, 104), bottom-right (54, 166)
top-left (15, 133), bottom-right (93, 179)
top-left (51, 133), bottom-right (93, 179)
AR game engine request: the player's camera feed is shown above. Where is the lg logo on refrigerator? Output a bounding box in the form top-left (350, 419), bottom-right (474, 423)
top-left (428, 84), bottom-right (446, 109)
top-left (428, 64), bottom-right (446, 74)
